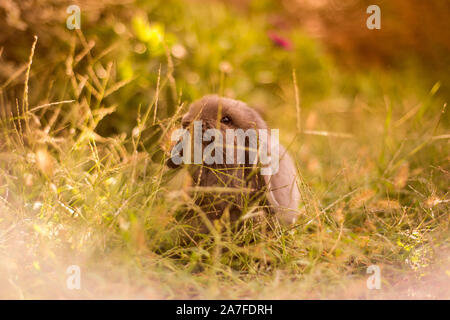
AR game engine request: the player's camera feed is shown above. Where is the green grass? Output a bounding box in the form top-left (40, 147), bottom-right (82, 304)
top-left (0, 0), bottom-right (448, 299)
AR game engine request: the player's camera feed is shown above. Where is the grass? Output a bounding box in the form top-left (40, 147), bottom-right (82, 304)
top-left (0, 0), bottom-right (449, 299)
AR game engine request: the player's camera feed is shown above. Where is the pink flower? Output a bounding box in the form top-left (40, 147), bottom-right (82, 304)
top-left (267, 31), bottom-right (292, 50)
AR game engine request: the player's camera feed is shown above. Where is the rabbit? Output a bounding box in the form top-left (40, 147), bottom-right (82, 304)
top-left (167, 95), bottom-right (301, 228)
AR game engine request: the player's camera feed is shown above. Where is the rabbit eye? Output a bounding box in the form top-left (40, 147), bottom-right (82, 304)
top-left (221, 116), bottom-right (231, 124)
top-left (181, 119), bottom-right (191, 128)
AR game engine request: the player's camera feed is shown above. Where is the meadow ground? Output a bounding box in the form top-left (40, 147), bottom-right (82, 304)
top-left (0, 0), bottom-right (448, 299)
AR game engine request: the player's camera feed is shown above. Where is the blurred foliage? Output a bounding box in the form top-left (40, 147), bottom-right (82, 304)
top-left (0, 0), bottom-right (448, 299)
top-left (254, 0), bottom-right (450, 71)
top-left (2, 0), bottom-right (447, 136)
top-left (0, 0), bottom-right (333, 135)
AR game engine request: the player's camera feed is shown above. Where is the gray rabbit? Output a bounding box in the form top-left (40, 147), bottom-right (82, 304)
top-left (167, 95), bottom-right (300, 227)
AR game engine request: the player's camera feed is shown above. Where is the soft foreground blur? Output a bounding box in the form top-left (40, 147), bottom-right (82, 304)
top-left (0, 0), bottom-right (448, 299)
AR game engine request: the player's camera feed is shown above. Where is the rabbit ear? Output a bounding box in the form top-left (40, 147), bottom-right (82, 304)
top-left (262, 141), bottom-right (301, 226)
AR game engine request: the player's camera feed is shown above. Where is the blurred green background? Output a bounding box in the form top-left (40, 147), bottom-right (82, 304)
top-left (0, 0), bottom-right (449, 299)
top-left (1, 0), bottom-right (448, 135)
